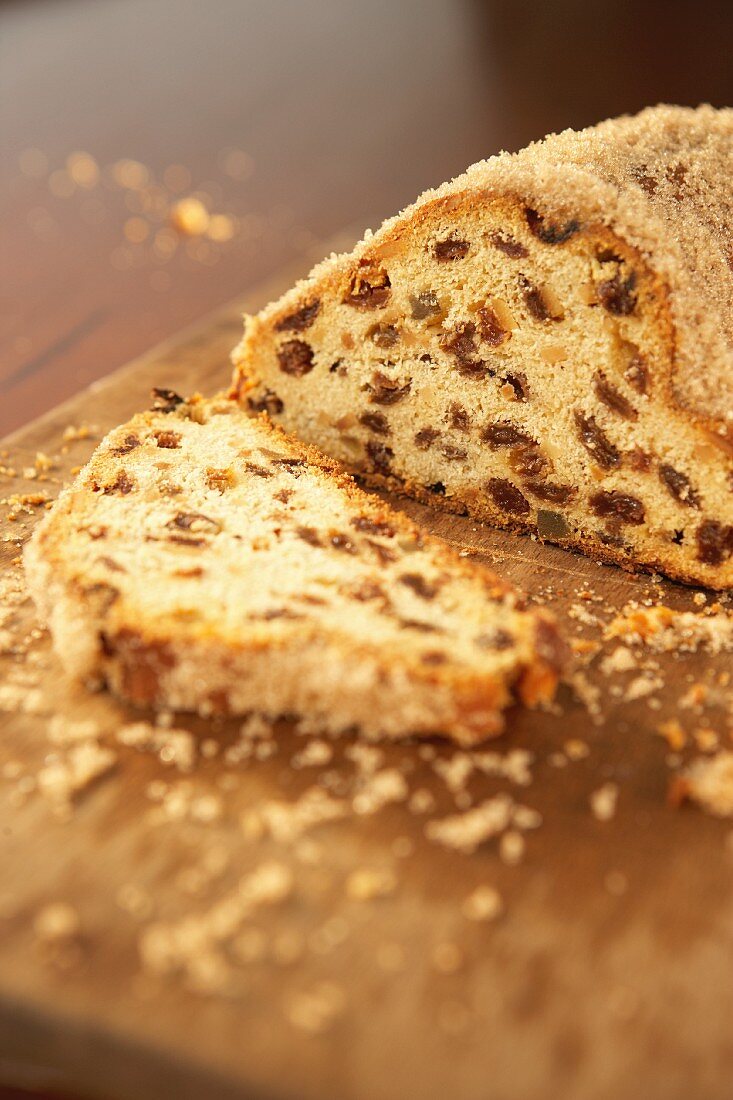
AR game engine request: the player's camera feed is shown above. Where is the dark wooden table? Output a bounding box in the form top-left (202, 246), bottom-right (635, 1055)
top-left (1, 3), bottom-right (732, 1098)
top-left (3, 0), bottom-right (733, 439)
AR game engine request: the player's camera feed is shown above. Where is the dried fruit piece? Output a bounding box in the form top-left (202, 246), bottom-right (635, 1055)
top-left (409, 291), bottom-right (441, 320)
top-left (103, 471), bottom-right (136, 495)
top-left (487, 478), bottom-right (530, 516)
top-left (166, 512), bottom-right (222, 535)
top-left (659, 464), bottom-right (700, 508)
top-left (482, 422), bottom-right (535, 449)
top-left (366, 441), bottom-right (394, 475)
top-left (275, 300), bottom-right (320, 333)
top-left (296, 526), bottom-right (322, 547)
top-left (441, 322), bottom-right (488, 378)
top-left (112, 434), bottom-right (141, 455)
top-left (574, 411), bottom-right (620, 469)
top-left (415, 428), bottom-right (441, 450)
top-left (248, 390), bottom-right (284, 416)
top-left (448, 403), bottom-right (470, 431)
top-left (478, 304), bottom-right (510, 347)
top-left (344, 267), bottom-right (391, 309)
top-left (154, 430), bottom-right (181, 449)
top-left (593, 374), bottom-right (637, 420)
top-left (524, 481), bottom-right (575, 504)
top-left (442, 444), bottom-right (467, 461)
top-left (359, 411), bottom-right (390, 436)
top-left (696, 521), bottom-right (733, 565)
top-left (351, 516), bottom-right (396, 537)
top-left (597, 270), bottom-right (637, 315)
top-left (525, 208), bottom-right (580, 244)
top-left (490, 232), bottom-right (528, 258)
top-left (433, 236), bottom-right (470, 261)
top-left (151, 388), bottom-right (184, 414)
top-left (399, 573), bottom-right (438, 599)
top-left (278, 340), bottom-right (315, 377)
top-left (536, 509), bottom-right (570, 539)
top-left (590, 491), bottom-right (645, 525)
top-left (368, 371), bottom-right (411, 405)
top-left (508, 444), bottom-right (549, 479)
top-left (368, 323), bottom-right (399, 348)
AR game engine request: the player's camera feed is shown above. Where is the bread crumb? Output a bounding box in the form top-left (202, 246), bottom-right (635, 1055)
top-left (590, 782), bottom-right (619, 821)
top-left (284, 981), bottom-right (346, 1033)
top-left (345, 867), bottom-right (397, 900)
top-left (34, 902), bottom-right (80, 943)
top-left (462, 885), bottom-right (503, 921)
top-left (683, 752), bottom-right (733, 817)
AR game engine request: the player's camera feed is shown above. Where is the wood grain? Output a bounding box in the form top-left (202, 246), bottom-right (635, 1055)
top-left (1, 268), bottom-right (732, 1100)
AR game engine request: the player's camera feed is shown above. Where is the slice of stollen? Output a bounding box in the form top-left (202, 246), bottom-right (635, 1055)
top-left (24, 392), bottom-right (567, 745)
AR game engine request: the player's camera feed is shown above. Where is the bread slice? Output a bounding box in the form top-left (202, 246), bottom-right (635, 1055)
top-left (24, 393), bottom-right (566, 744)
top-left (232, 104), bottom-right (733, 589)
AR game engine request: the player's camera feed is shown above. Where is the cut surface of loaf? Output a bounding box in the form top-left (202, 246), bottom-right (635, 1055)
top-left (24, 393), bottom-right (566, 745)
top-left (232, 104), bottom-right (733, 588)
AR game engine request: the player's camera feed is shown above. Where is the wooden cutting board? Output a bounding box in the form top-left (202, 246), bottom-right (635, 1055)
top-left (1, 260), bottom-right (732, 1100)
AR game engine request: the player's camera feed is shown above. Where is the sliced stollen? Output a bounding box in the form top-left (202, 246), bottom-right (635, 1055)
top-left (24, 393), bottom-right (567, 745)
top-left (232, 104), bottom-right (733, 588)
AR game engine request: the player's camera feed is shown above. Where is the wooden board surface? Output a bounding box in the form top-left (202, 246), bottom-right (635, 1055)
top-left (1, 264), bottom-right (732, 1100)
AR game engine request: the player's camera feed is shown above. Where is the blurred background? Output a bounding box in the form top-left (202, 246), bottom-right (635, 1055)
top-left (2, 0), bottom-right (733, 436)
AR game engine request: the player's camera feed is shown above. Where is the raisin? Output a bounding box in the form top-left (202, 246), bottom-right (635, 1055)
top-left (593, 374), bottom-right (637, 420)
top-left (625, 356), bottom-right (649, 394)
top-left (442, 444), bottom-right (467, 461)
top-left (397, 619), bottom-right (441, 633)
top-left (502, 372), bottom-right (529, 401)
top-left (409, 291), bottom-right (441, 320)
top-left (421, 651), bottom-right (447, 666)
top-left (97, 555), bottom-right (126, 573)
top-left (364, 539), bottom-right (398, 565)
top-left (351, 516), bottom-right (396, 537)
top-left (448, 402), bottom-right (470, 431)
top-left (368, 322), bottom-right (399, 348)
top-left (248, 389), bottom-right (284, 416)
top-left (399, 573), bottom-right (438, 599)
top-left (359, 410), bottom-right (391, 436)
top-left (112, 434), bottom-right (141, 455)
top-left (274, 489), bottom-right (293, 504)
top-left (509, 444), bottom-right (548, 479)
top-left (525, 207), bottom-right (580, 245)
top-left (475, 629), bottom-right (514, 650)
top-left (524, 481), bottom-right (575, 504)
top-left (478, 304), bottom-right (509, 347)
top-left (154, 430), bottom-right (181, 449)
top-left (487, 478), bottom-right (530, 516)
top-left (590, 491), bottom-right (645, 525)
top-left (277, 339), bottom-right (315, 377)
top-left (274, 300), bottom-right (320, 332)
top-left (330, 533), bottom-right (357, 553)
top-left (366, 440), bottom-right (394, 475)
top-left (344, 267), bottom-right (391, 309)
top-left (428, 482), bottom-right (446, 495)
top-left (368, 370), bottom-right (411, 405)
top-left (295, 526), bottom-right (322, 547)
top-left (151, 387), bottom-right (184, 413)
top-left (329, 360), bottom-right (346, 376)
top-left (441, 322), bottom-right (489, 378)
top-left (520, 277), bottom-right (552, 322)
top-left (415, 427), bottom-right (441, 450)
top-left (536, 509), bottom-right (570, 539)
top-left (433, 236), bottom-right (470, 261)
top-left (104, 471), bottom-right (136, 495)
top-left (696, 521), bottom-right (733, 565)
top-left (490, 232), bottom-right (528, 258)
top-left (244, 462), bottom-right (273, 478)
top-left (574, 411), bottom-right (620, 469)
top-left (167, 512), bottom-right (221, 534)
top-left (598, 271), bottom-right (637, 315)
top-left (659, 464), bottom-right (700, 508)
top-left (482, 422), bottom-right (535, 449)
